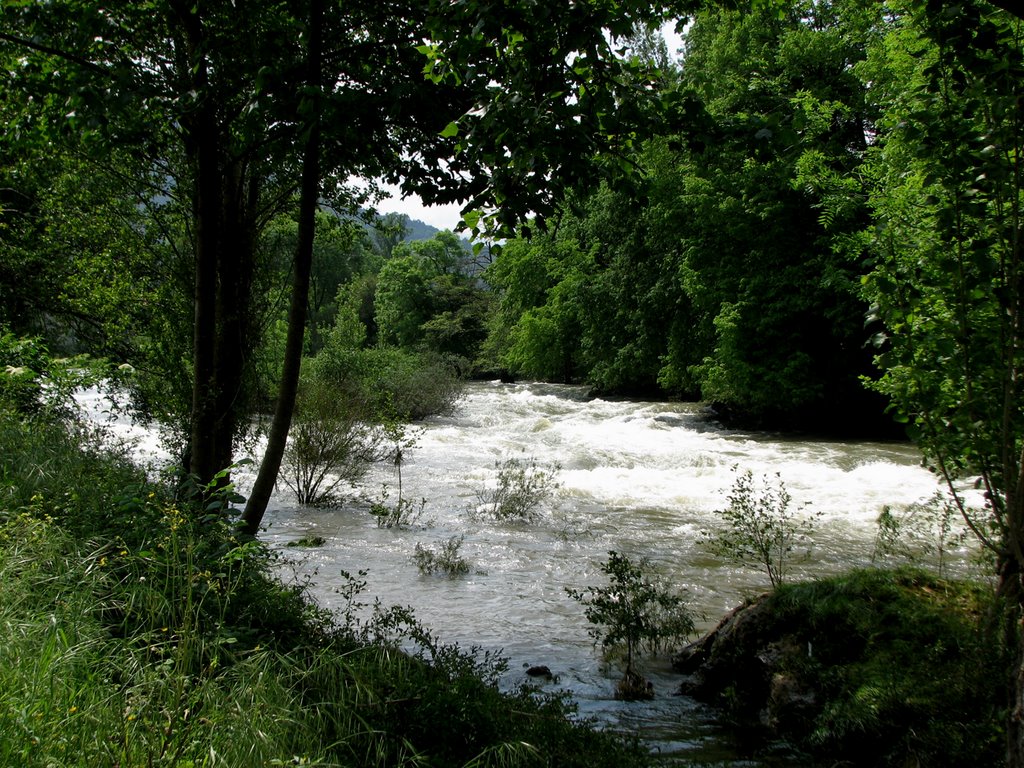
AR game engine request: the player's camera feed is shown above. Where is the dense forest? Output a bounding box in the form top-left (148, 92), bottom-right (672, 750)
top-left (3, 0), bottom-right (1024, 765)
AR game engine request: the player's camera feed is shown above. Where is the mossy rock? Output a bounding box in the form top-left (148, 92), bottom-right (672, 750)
top-left (674, 568), bottom-right (1003, 767)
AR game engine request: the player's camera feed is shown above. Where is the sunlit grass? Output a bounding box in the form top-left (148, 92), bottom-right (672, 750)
top-left (0, 406), bottom-right (649, 768)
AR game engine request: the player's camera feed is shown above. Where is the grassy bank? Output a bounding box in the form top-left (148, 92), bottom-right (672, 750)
top-left (0, 408), bottom-right (648, 767)
top-left (678, 567), bottom-right (1005, 767)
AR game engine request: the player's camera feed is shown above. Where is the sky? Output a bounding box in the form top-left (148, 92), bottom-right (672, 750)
top-left (375, 21), bottom-right (687, 233)
top-left (376, 183), bottom-right (465, 232)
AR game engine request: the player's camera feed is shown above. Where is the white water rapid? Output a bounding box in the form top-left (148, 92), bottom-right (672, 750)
top-left (82, 380), bottom-right (979, 764)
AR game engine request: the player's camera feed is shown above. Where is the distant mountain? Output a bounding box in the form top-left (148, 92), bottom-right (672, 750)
top-left (374, 212), bottom-right (492, 276)
top-left (403, 216), bottom-right (443, 241)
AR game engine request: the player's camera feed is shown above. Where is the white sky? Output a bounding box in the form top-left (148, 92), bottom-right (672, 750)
top-left (376, 21), bottom-right (686, 233)
top-left (377, 183), bottom-right (465, 232)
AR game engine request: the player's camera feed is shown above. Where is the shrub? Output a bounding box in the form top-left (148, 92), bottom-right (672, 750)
top-left (313, 344), bottom-right (464, 421)
top-left (567, 551), bottom-right (694, 700)
top-left (0, 407), bottom-right (154, 542)
top-left (368, 421), bottom-right (429, 529)
top-left (693, 568), bottom-right (1003, 768)
top-left (872, 492), bottom-right (973, 577)
top-left (413, 535), bottom-right (471, 577)
top-left (474, 456), bottom-right (561, 522)
top-left (703, 467), bottom-right (821, 588)
top-left (281, 376), bottom-right (387, 506)
top-left (370, 484), bottom-right (427, 529)
top-left (0, 330), bottom-right (108, 417)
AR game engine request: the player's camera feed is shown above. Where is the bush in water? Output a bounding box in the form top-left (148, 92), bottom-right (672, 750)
top-left (872, 491), bottom-right (976, 578)
top-left (567, 550), bottom-right (695, 700)
top-left (368, 420), bottom-right (429, 529)
top-left (474, 456), bottom-right (561, 523)
top-left (281, 376), bottom-right (388, 506)
top-left (703, 467), bottom-right (821, 588)
top-left (313, 343), bottom-right (465, 422)
top-left (413, 535), bottom-right (471, 577)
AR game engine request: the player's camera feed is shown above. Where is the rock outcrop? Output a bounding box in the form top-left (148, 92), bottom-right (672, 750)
top-left (674, 594), bottom-right (817, 735)
top-left (669, 569), bottom-right (1001, 768)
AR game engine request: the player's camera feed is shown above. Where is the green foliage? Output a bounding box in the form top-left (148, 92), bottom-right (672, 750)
top-left (482, 237), bottom-right (588, 382)
top-left (281, 376), bottom-right (386, 507)
top-left (374, 231), bottom-right (491, 362)
top-left (369, 484), bottom-right (428, 530)
top-left (872, 492), bottom-right (974, 577)
top-left (0, 331), bottom-right (108, 418)
top-left (766, 569), bottom-right (1002, 767)
top-left (413, 535), bottom-right (472, 577)
top-left (285, 534), bottom-right (327, 548)
top-left (5, 0), bottom-right (684, 496)
top-left (0, 406), bottom-right (650, 768)
top-left (859, 0), bottom-right (1024, 581)
top-left (0, 409), bottom-right (153, 544)
top-left (567, 551), bottom-right (694, 697)
top-left (704, 467), bottom-right (821, 588)
top-left (479, 0), bottom-right (883, 425)
top-left (368, 421), bottom-right (428, 530)
top-left (0, 515), bottom-right (319, 768)
top-left (314, 336), bottom-right (464, 422)
top-left (474, 456), bottom-right (562, 523)
top-left (261, 210), bottom-right (375, 355)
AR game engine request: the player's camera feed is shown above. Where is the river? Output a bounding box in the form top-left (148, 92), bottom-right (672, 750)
top-left (83, 380), bottom-right (980, 765)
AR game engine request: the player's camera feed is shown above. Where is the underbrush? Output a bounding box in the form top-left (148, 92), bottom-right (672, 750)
top-left (0, 407), bottom-right (649, 767)
top-left (771, 569), bottom-right (1004, 766)
top-left (686, 567), bottom-right (1005, 767)
top-left (313, 344), bottom-right (465, 421)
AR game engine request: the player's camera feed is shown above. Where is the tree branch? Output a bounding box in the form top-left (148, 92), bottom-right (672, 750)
top-left (0, 31), bottom-right (109, 77)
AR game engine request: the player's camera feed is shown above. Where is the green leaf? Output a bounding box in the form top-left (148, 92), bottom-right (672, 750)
top-left (461, 209), bottom-right (481, 230)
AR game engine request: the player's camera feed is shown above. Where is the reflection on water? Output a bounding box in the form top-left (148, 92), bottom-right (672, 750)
top-left (82, 381), bottom-right (979, 765)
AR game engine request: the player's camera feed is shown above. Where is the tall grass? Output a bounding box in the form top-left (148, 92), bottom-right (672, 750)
top-left (0, 514), bottom-right (323, 766)
top-left (0, 406), bottom-right (649, 768)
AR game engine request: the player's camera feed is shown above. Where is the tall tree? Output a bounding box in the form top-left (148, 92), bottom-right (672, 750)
top-left (860, 2), bottom-right (1024, 763)
top-left (2, 0), bottom-right (694, 507)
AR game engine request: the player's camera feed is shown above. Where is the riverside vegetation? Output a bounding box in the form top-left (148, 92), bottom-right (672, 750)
top-left (0, 398), bottom-right (650, 767)
top-left (4, 0), bottom-right (1023, 758)
top-left (0, 340), bottom-right (1009, 766)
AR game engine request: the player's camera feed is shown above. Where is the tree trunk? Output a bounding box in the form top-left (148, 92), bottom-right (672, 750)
top-left (240, 0), bottom-right (323, 535)
top-left (175, 0), bottom-right (261, 492)
top-left (178, 3), bottom-right (224, 489)
top-left (1002, 499), bottom-right (1024, 768)
top-left (210, 160), bottom-right (260, 478)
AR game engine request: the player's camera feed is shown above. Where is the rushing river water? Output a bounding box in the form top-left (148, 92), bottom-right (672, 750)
top-left (83, 380), bottom-right (977, 765)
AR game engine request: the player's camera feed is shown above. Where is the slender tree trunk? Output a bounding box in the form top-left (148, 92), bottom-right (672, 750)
top-left (241, 0), bottom-right (322, 535)
top-left (174, 0), bottom-right (263, 491)
top-left (210, 161), bottom-right (260, 478)
top-left (999, 555), bottom-right (1024, 768)
top-left (177, 2), bottom-right (224, 488)
top-left (1001, 488), bottom-right (1024, 768)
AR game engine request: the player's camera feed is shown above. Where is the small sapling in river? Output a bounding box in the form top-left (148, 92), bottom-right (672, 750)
top-left (567, 550), bottom-right (694, 700)
top-left (473, 455), bottom-right (561, 522)
top-left (703, 467), bottom-right (821, 588)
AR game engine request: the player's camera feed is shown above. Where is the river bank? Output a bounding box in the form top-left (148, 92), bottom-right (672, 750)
top-left (76, 379), bottom-right (990, 764)
top-left (0, 406), bottom-right (651, 768)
